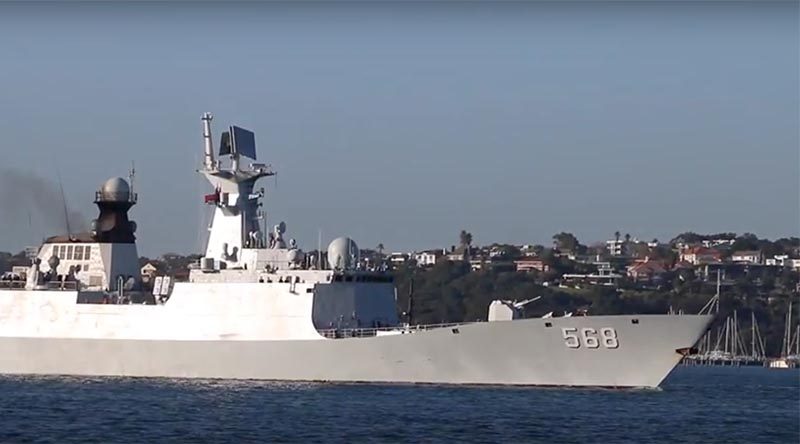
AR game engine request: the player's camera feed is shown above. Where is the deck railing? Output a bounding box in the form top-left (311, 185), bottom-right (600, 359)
top-left (0, 281), bottom-right (79, 291)
top-left (317, 322), bottom-right (469, 339)
top-left (0, 281), bottom-right (25, 290)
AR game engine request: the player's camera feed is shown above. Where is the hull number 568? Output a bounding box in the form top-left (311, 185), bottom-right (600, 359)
top-left (561, 327), bottom-right (619, 349)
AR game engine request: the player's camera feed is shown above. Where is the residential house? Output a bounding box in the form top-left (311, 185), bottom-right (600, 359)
top-left (766, 255), bottom-right (790, 267)
top-left (414, 250), bottom-right (443, 267)
top-left (627, 258), bottom-right (667, 283)
top-left (469, 256), bottom-right (487, 271)
top-left (680, 247), bottom-right (722, 265)
top-left (388, 252), bottom-right (409, 264)
top-left (140, 262), bottom-right (159, 283)
top-left (606, 239), bottom-right (626, 256)
top-left (774, 257), bottom-right (800, 271)
top-left (562, 262), bottom-right (622, 287)
top-left (730, 250), bottom-right (763, 265)
top-left (514, 258), bottom-right (550, 273)
top-left (519, 244), bottom-right (540, 257)
top-left (445, 252), bottom-right (466, 262)
top-left (701, 238), bottom-right (736, 248)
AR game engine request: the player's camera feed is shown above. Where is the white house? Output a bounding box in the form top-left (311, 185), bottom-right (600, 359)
top-left (701, 239), bottom-right (736, 248)
top-left (414, 250), bottom-right (442, 267)
top-left (730, 251), bottom-right (763, 265)
top-left (140, 262), bottom-right (159, 283)
top-left (606, 239), bottom-right (625, 256)
top-left (388, 253), bottom-right (409, 264)
top-left (766, 255), bottom-right (789, 267)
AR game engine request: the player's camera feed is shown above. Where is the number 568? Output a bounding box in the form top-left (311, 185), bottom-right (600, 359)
top-left (562, 327), bottom-right (619, 349)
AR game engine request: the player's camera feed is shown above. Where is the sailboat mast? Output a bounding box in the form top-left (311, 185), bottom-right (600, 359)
top-left (795, 324), bottom-right (800, 356)
top-left (788, 301), bottom-right (793, 357)
top-left (783, 301), bottom-right (793, 358)
top-left (724, 317), bottom-right (730, 354)
top-left (731, 310), bottom-right (739, 356)
top-left (751, 311), bottom-right (756, 359)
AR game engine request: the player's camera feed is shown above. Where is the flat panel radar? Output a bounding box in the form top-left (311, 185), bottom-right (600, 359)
top-left (231, 126), bottom-right (257, 160)
top-left (217, 126), bottom-right (256, 160)
top-left (219, 131), bottom-right (232, 156)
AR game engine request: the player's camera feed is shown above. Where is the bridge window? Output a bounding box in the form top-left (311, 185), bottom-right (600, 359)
top-left (74, 246), bottom-right (83, 260)
top-left (84, 246), bottom-right (92, 260)
top-left (67, 245), bottom-right (74, 260)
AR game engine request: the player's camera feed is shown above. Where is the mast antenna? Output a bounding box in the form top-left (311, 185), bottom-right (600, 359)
top-left (318, 229), bottom-right (322, 269)
top-left (56, 169), bottom-right (72, 239)
top-left (201, 112), bottom-right (216, 171)
top-left (129, 161), bottom-right (136, 200)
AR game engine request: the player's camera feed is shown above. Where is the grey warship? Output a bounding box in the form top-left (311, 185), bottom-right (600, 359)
top-left (0, 113), bottom-right (714, 388)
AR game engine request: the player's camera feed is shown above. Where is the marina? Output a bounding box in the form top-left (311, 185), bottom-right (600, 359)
top-left (682, 303), bottom-right (799, 369)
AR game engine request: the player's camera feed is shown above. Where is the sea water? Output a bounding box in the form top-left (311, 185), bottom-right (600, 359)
top-left (0, 366), bottom-right (796, 443)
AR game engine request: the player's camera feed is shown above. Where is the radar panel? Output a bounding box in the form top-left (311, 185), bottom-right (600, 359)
top-left (230, 126), bottom-right (257, 160)
top-left (219, 131), bottom-right (232, 156)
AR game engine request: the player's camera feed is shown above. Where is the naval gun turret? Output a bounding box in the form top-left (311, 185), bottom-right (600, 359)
top-left (488, 296), bottom-right (542, 322)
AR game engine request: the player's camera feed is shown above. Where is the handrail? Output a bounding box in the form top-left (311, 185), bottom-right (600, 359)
top-left (0, 281), bottom-right (26, 290)
top-left (317, 322), bottom-right (470, 339)
top-left (0, 281), bottom-right (79, 291)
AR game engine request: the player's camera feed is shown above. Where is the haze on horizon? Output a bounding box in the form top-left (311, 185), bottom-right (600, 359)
top-left (0, 2), bottom-right (797, 257)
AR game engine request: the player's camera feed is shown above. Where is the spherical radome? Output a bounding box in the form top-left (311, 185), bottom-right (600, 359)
top-left (100, 177), bottom-right (130, 201)
top-left (327, 237), bottom-right (359, 270)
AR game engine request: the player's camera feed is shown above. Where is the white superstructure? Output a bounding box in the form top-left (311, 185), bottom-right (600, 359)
top-left (0, 113), bottom-right (714, 388)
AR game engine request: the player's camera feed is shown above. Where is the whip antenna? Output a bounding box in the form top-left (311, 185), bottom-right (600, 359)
top-left (56, 169), bottom-right (72, 239)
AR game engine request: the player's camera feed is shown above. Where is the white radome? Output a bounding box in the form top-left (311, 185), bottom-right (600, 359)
top-left (327, 237), bottom-right (359, 270)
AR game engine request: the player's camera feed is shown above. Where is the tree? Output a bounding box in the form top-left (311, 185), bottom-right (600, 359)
top-left (376, 243), bottom-right (385, 257)
top-left (624, 233), bottom-right (631, 243)
top-left (614, 231), bottom-right (621, 242)
top-left (732, 233), bottom-right (760, 252)
top-left (552, 232), bottom-right (580, 253)
top-left (459, 230), bottom-right (473, 250)
top-left (670, 232), bottom-right (702, 245)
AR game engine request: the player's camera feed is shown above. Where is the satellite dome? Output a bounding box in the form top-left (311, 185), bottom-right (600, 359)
top-left (327, 237), bottom-right (359, 270)
top-left (100, 177), bottom-right (130, 201)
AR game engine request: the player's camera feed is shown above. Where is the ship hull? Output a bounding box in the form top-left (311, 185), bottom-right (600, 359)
top-left (0, 314), bottom-right (712, 388)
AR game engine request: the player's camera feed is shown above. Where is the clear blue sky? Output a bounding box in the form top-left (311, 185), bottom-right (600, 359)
top-left (0, 2), bottom-right (797, 257)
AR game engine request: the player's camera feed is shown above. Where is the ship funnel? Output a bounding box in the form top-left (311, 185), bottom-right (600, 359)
top-left (202, 112), bottom-right (215, 170)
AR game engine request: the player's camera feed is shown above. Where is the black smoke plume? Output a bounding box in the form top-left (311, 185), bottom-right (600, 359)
top-left (0, 168), bottom-right (88, 235)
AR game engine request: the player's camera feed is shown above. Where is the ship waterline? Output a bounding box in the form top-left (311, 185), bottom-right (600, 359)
top-left (0, 315), bottom-right (713, 388)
